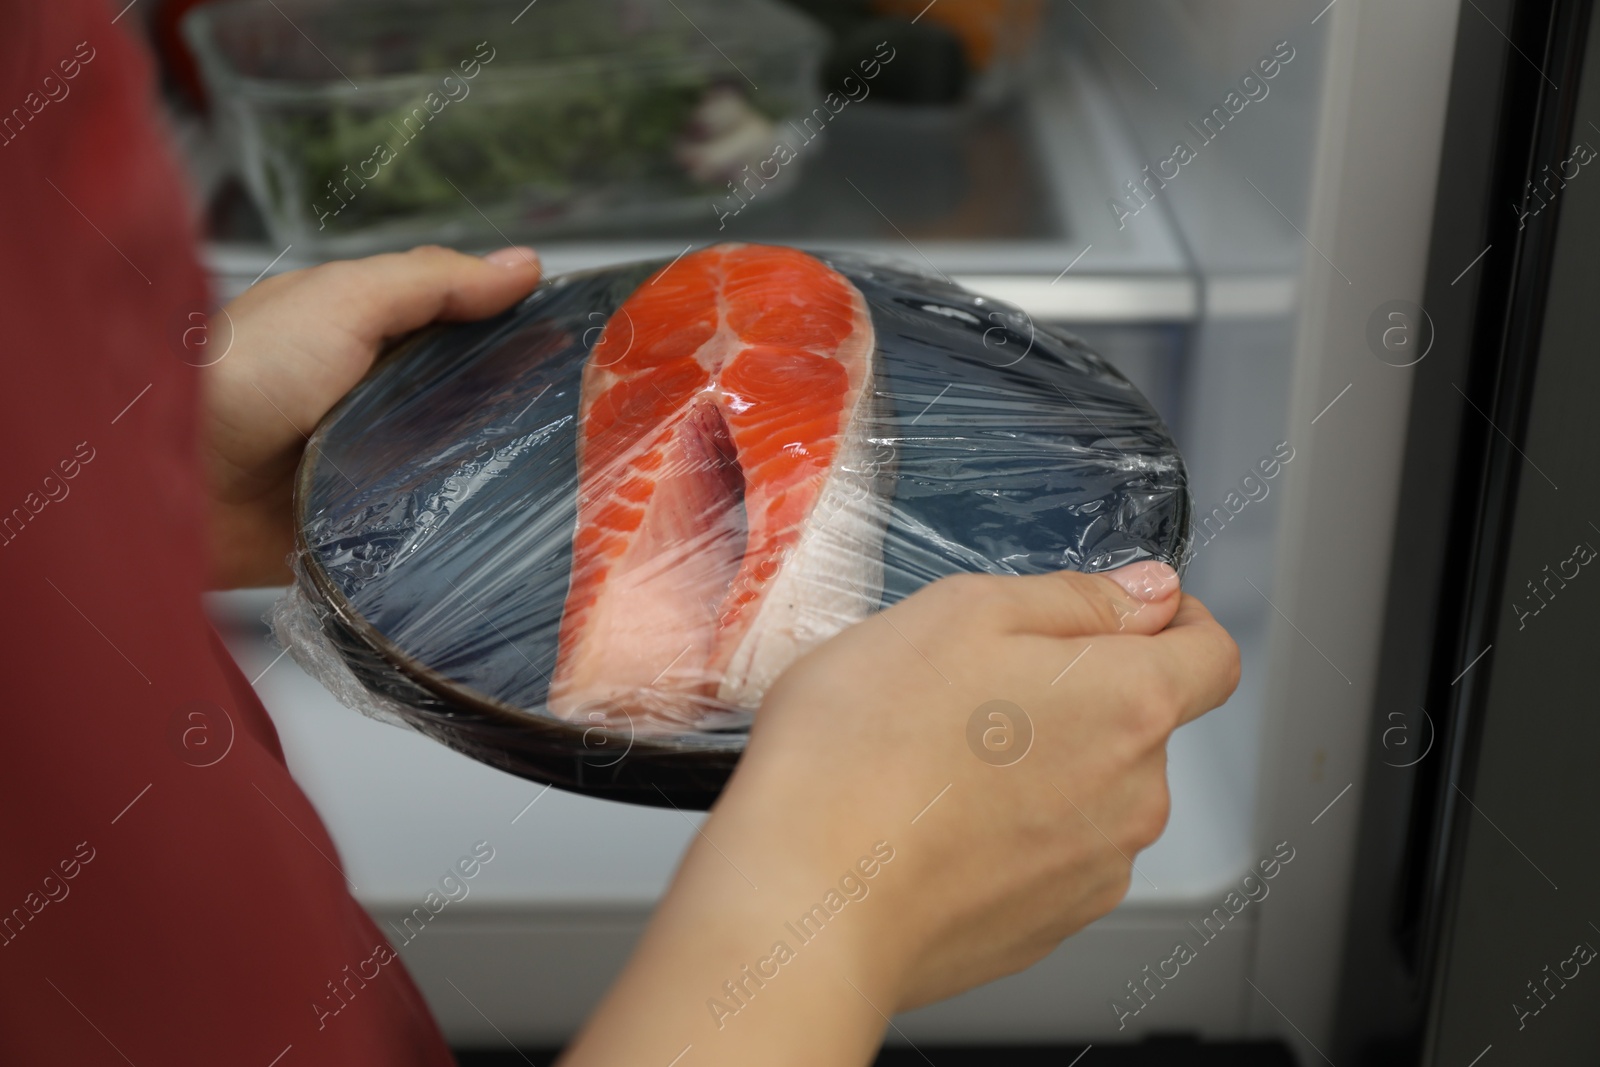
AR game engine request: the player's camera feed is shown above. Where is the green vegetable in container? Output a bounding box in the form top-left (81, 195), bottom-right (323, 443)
top-left (280, 65), bottom-right (713, 235)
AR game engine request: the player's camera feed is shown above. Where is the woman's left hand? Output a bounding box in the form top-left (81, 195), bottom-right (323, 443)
top-left (201, 244), bottom-right (542, 589)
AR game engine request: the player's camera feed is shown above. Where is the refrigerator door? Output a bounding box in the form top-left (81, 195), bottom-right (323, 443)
top-left (1335, 0), bottom-right (1600, 1062)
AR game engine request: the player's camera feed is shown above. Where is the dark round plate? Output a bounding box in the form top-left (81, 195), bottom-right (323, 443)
top-left (291, 249), bottom-right (1190, 809)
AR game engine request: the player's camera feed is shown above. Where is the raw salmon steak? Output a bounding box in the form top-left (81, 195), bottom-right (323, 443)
top-left (548, 244), bottom-right (886, 723)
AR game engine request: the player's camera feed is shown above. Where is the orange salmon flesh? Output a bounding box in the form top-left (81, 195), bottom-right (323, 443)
top-left (548, 244), bottom-right (887, 727)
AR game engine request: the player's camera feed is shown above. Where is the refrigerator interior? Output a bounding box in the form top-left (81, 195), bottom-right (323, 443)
top-left (193, 0), bottom-right (1457, 1050)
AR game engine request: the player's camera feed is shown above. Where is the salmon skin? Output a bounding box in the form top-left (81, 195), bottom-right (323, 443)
top-left (548, 244), bottom-right (888, 724)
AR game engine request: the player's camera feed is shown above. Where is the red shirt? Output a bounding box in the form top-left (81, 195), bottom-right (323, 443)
top-left (0, 6), bottom-right (454, 1064)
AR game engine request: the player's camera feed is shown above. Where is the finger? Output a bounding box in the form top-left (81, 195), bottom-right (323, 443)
top-left (309, 244), bottom-right (543, 345)
top-left (978, 561), bottom-right (1182, 639)
top-left (1143, 594), bottom-right (1241, 725)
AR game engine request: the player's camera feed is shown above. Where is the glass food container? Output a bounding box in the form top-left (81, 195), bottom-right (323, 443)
top-left (184, 0), bottom-right (827, 252)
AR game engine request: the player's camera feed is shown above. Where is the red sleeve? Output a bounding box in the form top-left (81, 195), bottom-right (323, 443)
top-left (0, 7), bottom-right (455, 1065)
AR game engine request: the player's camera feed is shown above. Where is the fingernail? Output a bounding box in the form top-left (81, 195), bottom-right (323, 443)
top-left (483, 246), bottom-right (538, 269)
top-left (1104, 561), bottom-right (1179, 602)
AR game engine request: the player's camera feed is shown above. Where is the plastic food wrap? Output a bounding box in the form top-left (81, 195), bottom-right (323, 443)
top-left (276, 244), bottom-right (1190, 808)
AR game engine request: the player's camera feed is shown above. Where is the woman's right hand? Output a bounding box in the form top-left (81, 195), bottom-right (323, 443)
top-left (715, 561), bottom-right (1241, 1009)
top-left (559, 562), bottom-right (1240, 1067)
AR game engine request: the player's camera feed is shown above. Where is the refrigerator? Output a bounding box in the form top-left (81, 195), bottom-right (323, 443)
top-left (190, 0), bottom-right (1600, 1060)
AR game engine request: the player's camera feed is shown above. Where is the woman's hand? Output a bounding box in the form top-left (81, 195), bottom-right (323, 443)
top-left (201, 245), bottom-right (542, 589)
top-left (559, 562), bottom-right (1240, 1067)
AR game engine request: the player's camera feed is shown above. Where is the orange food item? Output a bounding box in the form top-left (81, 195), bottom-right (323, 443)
top-left (872, 0), bottom-right (1043, 69)
top-left (549, 244), bottom-right (880, 721)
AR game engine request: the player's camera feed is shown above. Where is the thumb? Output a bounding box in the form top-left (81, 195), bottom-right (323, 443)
top-left (990, 560), bottom-right (1182, 638)
top-left (310, 243), bottom-right (543, 346)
